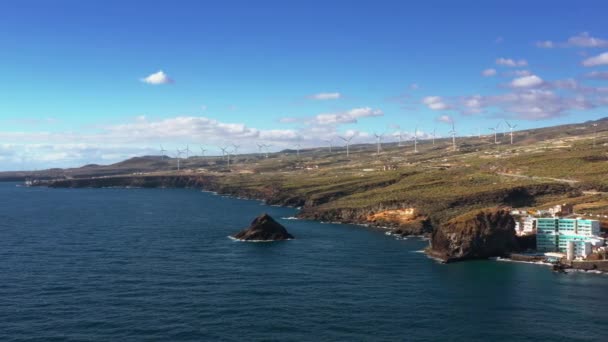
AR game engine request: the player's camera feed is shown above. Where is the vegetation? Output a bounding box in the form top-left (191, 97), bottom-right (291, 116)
top-left (4, 118), bottom-right (608, 231)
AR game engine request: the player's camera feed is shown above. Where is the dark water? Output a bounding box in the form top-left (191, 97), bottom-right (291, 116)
top-left (1, 183), bottom-right (607, 341)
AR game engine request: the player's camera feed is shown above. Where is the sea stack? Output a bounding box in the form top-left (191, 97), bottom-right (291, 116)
top-left (231, 213), bottom-right (294, 241)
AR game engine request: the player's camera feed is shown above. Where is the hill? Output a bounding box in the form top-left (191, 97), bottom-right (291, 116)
top-left (3, 118), bottom-right (608, 233)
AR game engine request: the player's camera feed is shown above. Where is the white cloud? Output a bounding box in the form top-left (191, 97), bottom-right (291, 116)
top-left (422, 96), bottom-right (450, 110)
top-left (496, 58), bottom-right (528, 67)
top-left (511, 75), bottom-right (544, 88)
top-left (498, 90), bottom-right (593, 120)
top-left (308, 92), bottom-right (342, 100)
top-left (582, 52), bottom-right (608, 67)
top-left (140, 70), bottom-right (173, 85)
top-left (551, 78), bottom-right (579, 90)
top-left (513, 70), bottom-right (532, 77)
top-left (463, 95), bottom-right (484, 114)
top-left (482, 68), bottom-right (497, 77)
top-left (436, 115), bottom-right (453, 123)
top-left (536, 40), bottom-right (555, 48)
top-left (537, 33), bottom-right (608, 49)
top-left (312, 107), bottom-right (383, 125)
top-left (453, 88), bottom-right (596, 120)
top-left (567, 32), bottom-right (608, 48)
top-left (409, 83), bottom-right (420, 90)
top-left (278, 117), bottom-right (299, 123)
top-left (585, 71), bottom-right (608, 80)
top-left (259, 129), bottom-right (300, 140)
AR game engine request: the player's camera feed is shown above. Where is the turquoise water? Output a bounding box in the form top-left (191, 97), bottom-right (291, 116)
top-left (1, 183), bottom-right (606, 341)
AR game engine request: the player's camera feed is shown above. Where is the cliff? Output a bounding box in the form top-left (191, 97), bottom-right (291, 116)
top-left (231, 213), bottom-right (294, 241)
top-left (426, 208), bottom-right (518, 262)
top-left (45, 175), bottom-right (216, 189)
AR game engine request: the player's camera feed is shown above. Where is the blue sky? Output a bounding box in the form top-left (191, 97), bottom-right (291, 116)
top-left (1, 0), bottom-right (608, 170)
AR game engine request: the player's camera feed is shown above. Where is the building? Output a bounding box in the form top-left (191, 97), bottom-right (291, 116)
top-left (514, 216), bottom-right (537, 236)
top-left (547, 203), bottom-right (574, 216)
top-left (522, 217), bottom-right (536, 235)
top-left (536, 218), bottom-right (602, 258)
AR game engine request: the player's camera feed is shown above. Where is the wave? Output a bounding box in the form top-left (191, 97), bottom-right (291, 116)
top-left (227, 236), bottom-right (294, 243)
top-left (281, 217), bottom-right (299, 220)
top-left (493, 257), bottom-right (552, 266)
top-left (563, 268), bottom-right (608, 275)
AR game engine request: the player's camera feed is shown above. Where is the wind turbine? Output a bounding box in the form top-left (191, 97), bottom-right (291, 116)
top-left (593, 123), bottom-right (598, 148)
top-left (184, 145), bottom-right (191, 159)
top-left (323, 139), bottom-right (333, 153)
top-left (505, 121), bottom-right (517, 145)
top-left (257, 143), bottom-right (266, 155)
top-left (413, 127), bottom-right (419, 153)
top-left (489, 122), bottom-right (501, 144)
top-left (220, 146), bottom-right (229, 160)
top-left (432, 127), bottom-right (437, 145)
top-left (199, 146), bottom-right (207, 157)
top-left (232, 143), bottom-right (241, 155)
top-left (394, 126), bottom-right (403, 147)
top-left (264, 144), bottom-right (272, 158)
top-left (449, 121), bottom-right (457, 151)
top-left (294, 142), bottom-right (301, 157)
top-left (221, 147), bottom-right (233, 169)
top-left (160, 145), bottom-right (167, 160)
top-left (175, 148), bottom-right (184, 171)
top-left (339, 135), bottom-right (354, 157)
top-left (373, 132), bottom-right (384, 156)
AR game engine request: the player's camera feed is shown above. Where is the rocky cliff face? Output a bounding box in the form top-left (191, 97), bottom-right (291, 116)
top-left (426, 208), bottom-right (518, 262)
top-left (231, 213), bottom-right (294, 241)
top-left (46, 175), bottom-right (216, 189)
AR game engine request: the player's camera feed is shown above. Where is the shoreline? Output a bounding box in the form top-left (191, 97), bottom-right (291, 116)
top-left (13, 181), bottom-right (608, 274)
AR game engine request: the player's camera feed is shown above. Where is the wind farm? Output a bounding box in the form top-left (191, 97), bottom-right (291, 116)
top-left (9, 118), bottom-right (608, 234)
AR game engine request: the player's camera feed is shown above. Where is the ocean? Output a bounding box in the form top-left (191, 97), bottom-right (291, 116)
top-left (1, 182), bottom-right (606, 341)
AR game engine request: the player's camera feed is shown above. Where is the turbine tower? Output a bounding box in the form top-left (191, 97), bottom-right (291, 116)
top-left (160, 145), bottom-right (167, 160)
top-left (373, 132), bottom-right (384, 156)
top-left (489, 122), bottom-right (501, 144)
top-left (339, 135), bottom-right (354, 157)
top-left (449, 122), bottom-right (457, 151)
top-left (184, 145), bottom-right (191, 159)
top-left (394, 126), bottom-right (403, 147)
top-left (295, 142), bottom-right (301, 157)
top-left (200, 146), bottom-right (207, 157)
top-left (413, 127), bottom-right (419, 153)
top-left (220, 146), bottom-right (229, 160)
top-left (505, 121), bottom-right (517, 145)
top-left (257, 143), bottom-right (266, 155)
top-left (264, 144), bottom-right (272, 158)
top-left (593, 123), bottom-right (598, 148)
top-left (226, 148), bottom-right (232, 169)
top-left (323, 139), bottom-right (333, 153)
top-left (232, 143), bottom-right (241, 155)
top-left (175, 148), bottom-right (184, 171)
top-left (432, 128), bottom-right (436, 145)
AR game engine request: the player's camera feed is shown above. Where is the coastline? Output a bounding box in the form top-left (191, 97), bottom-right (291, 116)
top-left (31, 175), bottom-right (434, 238)
top-left (17, 179), bottom-right (608, 274)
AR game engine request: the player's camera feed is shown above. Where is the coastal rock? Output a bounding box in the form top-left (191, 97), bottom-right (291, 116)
top-left (426, 208), bottom-right (517, 262)
top-left (231, 213), bottom-right (294, 241)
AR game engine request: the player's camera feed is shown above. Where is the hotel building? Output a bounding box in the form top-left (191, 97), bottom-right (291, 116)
top-left (536, 218), bottom-right (602, 258)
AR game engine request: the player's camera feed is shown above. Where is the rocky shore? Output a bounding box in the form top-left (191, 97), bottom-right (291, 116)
top-left (553, 260), bottom-right (608, 274)
top-left (425, 208), bottom-right (521, 262)
top-left (34, 174), bottom-right (559, 263)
